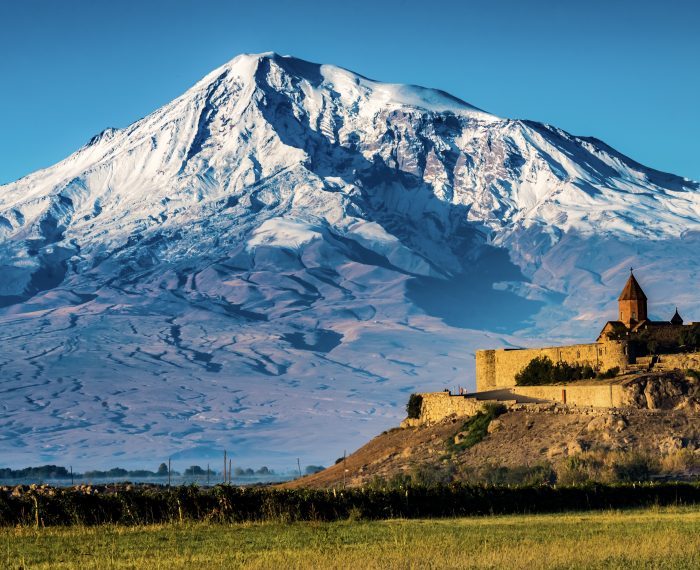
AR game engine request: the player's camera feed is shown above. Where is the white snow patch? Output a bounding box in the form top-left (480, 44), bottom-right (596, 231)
top-left (247, 219), bottom-right (322, 249)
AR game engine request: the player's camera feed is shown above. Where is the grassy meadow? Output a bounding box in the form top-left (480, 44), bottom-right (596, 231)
top-left (2, 506), bottom-right (699, 569)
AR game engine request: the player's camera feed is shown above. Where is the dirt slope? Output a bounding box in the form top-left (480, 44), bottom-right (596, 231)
top-left (285, 406), bottom-right (700, 488)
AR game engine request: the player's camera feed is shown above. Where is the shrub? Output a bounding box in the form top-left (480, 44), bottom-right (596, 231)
top-left (477, 463), bottom-right (554, 486)
top-left (406, 394), bottom-right (423, 419)
top-left (679, 324), bottom-right (700, 350)
top-left (612, 452), bottom-right (658, 482)
top-left (659, 449), bottom-right (699, 474)
top-left (597, 366), bottom-right (620, 380)
top-left (686, 369), bottom-right (700, 382)
top-left (515, 356), bottom-right (554, 385)
top-left (408, 463), bottom-right (456, 487)
top-left (554, 451), bottom-right (659, 485)
top-left (515, 356), bottom-right (597, 385)
top-left (556, 455), bottom-right (603, 485)
top-left (445, 403), bottom-right (506, 454)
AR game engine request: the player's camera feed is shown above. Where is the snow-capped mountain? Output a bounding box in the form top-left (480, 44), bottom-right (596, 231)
top-left (1, 52), bottom-right (698, 469)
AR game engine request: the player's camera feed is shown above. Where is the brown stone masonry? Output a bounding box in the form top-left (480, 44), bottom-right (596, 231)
top-left (475, 340), bottom-right (630, 391)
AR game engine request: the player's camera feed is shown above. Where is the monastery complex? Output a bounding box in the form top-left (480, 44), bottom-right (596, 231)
top-left (405, 271), bottom-right (700, 426)
top-left (476, 270), bottom-right (691, 391)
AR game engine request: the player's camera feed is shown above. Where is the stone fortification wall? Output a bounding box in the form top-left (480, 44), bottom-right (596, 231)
top-left (402, 392), bottom-right (502, 427)
top-left (404, 385), bottom-right (626, 427)
top-left (655, 353), bottom-right (700, 371)
top-left (513, 385), bottom-right (626, 408)
top-left (405, 373), bottom-right (696, 427)
top-left (476, 341), bottom-right (630, 391)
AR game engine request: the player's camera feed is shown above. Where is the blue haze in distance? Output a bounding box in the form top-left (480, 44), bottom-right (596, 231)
top-left (0, 0), bottom-right (698, 185)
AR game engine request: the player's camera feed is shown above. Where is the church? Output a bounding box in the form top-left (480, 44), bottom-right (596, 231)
top-left (598, 270), bottom-right (685, 341)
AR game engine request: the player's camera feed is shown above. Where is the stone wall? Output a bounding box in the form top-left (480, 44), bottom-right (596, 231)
top-left (405, 384), bottom-right (627, 427)
top-left (513, 385), bottom-right (626, 408)
top-left (475, 350), bottom-right (495, 390)
top-left (656, 352), bottom-right (700, 371)
top-left (404, 392), bottom-right (502, 426)
top-left (476, 341), bottom-right (630, 391)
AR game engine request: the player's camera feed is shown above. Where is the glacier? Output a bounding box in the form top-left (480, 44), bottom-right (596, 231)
top-left (1, 52), bottom-right (699, 470)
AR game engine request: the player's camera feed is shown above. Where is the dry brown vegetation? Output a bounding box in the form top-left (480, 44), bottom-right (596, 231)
top-left (288, 407), bottom-right (700, 488)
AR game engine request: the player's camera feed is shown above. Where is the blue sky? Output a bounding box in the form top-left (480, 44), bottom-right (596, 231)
top-left (1, 0), bottom-right (698, 184)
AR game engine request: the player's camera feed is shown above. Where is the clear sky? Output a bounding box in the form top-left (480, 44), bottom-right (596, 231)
top-left (1, 0), bottom-right (698, 185)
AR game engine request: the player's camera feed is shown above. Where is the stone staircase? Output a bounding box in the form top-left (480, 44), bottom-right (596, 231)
top-left (624, 355), bottom-right (656, 374)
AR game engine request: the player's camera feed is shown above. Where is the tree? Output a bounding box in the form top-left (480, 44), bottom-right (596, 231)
top-left (515, 356), bottom-right (595, 386)
top-left (406, 394), bottom-right (423, 419)
top-left (515, 356), bottom-right (556, 385)
top-left (156, 463), bottom-right (169, 476)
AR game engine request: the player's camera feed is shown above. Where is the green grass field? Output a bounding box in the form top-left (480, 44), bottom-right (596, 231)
top-left (2, 506), bottom-right (699, 569)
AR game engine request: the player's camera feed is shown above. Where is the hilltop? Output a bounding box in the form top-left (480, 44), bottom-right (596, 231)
top-left (288, 370), bottom-right (700, 488)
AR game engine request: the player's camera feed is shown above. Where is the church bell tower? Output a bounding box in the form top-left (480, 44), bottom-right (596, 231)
top-left (618, 269), bottom-right (647, 326)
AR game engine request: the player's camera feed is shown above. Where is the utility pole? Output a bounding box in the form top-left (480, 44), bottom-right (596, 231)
top-left (343, 450), bottom-right (347, 489)
top-left (168, 458), bottom-right (171, 487)
top-left (223, 450), bottom-right (227, 484)
top-left (297, 458), bottom-right (302, 478)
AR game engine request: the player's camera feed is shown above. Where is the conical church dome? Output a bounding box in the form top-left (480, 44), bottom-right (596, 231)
top-left (671, 308), bottom-right (683, 325)
top-left (618, 271), bottom-right (647, 301)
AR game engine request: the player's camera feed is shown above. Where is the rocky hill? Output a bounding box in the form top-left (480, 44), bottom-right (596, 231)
top-left (288, 372), bottom-right (700, 488)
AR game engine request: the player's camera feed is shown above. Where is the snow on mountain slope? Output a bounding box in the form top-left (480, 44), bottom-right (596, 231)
top-left (1, 52), bottom-right (698, 469)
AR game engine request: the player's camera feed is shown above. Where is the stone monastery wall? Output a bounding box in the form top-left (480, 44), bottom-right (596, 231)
top-left (513, 385), bottom-right (626, 408)
top-left (406, 392), bottom-right (498, 426)
top-left (476, 341), bottom-right (630, 391)
top-left (656, 352), bottom-right (700, 371)
top-left (408, 385), bottom-right (626, 426)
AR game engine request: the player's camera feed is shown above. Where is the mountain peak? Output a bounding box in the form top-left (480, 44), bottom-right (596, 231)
top-left (189, 52), bottom-right (496, 119)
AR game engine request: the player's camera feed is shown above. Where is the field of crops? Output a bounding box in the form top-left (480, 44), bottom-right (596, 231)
top-left (2, 506), bottom-right (699, 569)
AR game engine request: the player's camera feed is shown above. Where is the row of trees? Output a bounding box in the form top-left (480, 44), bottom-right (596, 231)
top-left (3, 483), bottom-right (700, 526)
top-left (0, 464), bottom-right (174, 480)
top-left (515, 357), bottom-right (620, 385)
top-left (606, 323), bottom-right (700, 355)
top-left (0, 463), bottom-right (278, 480)
top-left (515, 356), bottom-right (598, 385)
top-left (632, 324), bottom-right (700, 355)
